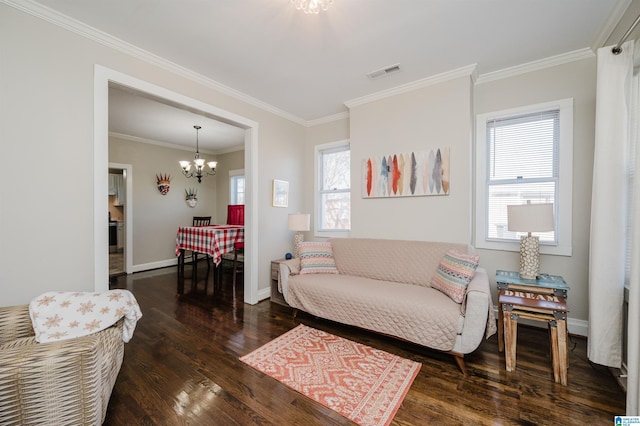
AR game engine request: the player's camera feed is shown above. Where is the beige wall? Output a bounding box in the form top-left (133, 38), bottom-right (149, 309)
top-left (215, 149), bottom-right (245, 223)
top-left (0, 2), bottom-right (607, 328)
top-left (0, 4), bottom-right (304, 305)
top-left (349, 76), bottom-right (473, 243)
top-left (109, 137), bottom-right (219, 266)
top-left (304, 60), bottom-right (596, 333)
top-left (474, 57), bottom-right (597, 330)
top-left (303, 118), bottom-right (350, 238)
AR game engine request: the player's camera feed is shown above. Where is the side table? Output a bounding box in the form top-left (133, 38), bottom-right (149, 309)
top-left (496, 270), bottom-right (570, 385)
top-left (270, 259), bottom-right (290, 307)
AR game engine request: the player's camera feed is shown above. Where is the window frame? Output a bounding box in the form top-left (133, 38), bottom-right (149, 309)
top-left (314, 139), bottom-right (351, 238)
top-left (475, 98), bottom-right (573, 256)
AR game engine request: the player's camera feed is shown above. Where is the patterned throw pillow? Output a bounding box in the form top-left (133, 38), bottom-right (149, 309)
top-left (430, 249), bottom-right (480, 303)
top-left (299, 242), bottom-right (338, 275)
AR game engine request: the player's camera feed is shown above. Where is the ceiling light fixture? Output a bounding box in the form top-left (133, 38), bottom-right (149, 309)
top-left (179, 125), bottom-right (217, 183)
top-left (291, 0), bottom-right (334, 14)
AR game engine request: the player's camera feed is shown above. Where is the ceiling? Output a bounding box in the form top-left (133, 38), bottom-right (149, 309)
top-left (108, 86), bottom-right (246, 154)
top-left (22, 0), bottom-right (629, 151)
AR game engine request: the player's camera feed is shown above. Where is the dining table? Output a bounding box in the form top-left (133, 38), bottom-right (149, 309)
top-left (175, 224), bottom-right (244, 297)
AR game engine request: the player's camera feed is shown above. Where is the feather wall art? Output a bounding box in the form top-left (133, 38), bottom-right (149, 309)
top-left (361, 148), bottom-right (450, 198)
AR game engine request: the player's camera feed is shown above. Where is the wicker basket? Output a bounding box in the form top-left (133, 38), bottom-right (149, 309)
top-left (0, 304), bottom-right (124, 425)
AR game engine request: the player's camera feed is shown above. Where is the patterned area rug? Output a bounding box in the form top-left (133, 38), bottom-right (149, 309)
top-left (240, 324), bottom-right (421, 426)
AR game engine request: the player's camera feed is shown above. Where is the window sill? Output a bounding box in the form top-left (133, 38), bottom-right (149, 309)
top-left (476, 239), bottom-right (572, 257)
top-left (314, 230), bottom-right (350, 239)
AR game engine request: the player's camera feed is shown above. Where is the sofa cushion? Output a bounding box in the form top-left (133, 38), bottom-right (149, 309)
top-left (329, 238), bottom-right (470, 287)
top-left (299, 242), bottom-right (338, 275)
top-left (430, 250), bottom-right (480, 303)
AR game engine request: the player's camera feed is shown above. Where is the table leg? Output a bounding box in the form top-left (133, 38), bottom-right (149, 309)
top-left (191, 252), bottom-right (197, 293)
top-left (504, 312), bottom-right (518, 372)
top-left (498, 304), bottom-right (505, 352)
top-left (211, 260), bottom-right (220, 295)
top-left (557, 319), bottom-right (568, 385)
top-left (177, 249), bottom-right (185, 295)
top-left (549, 320), bottom-right (560, 383)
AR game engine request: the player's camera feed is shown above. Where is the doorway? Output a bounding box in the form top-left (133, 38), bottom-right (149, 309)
top-left (108, 163), bottom-right (133, 276)
top-left (94, 66), bottom-right (259, 304)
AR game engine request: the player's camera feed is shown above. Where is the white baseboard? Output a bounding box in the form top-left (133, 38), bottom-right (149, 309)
top-left (258, 287), bottom-right (271, 302)
top-left (493, 307), bottom-right (588, 337)
top-left (128, 259), bottom-right (272, 303)
top-left (130, 258), bottom-right (177, 273)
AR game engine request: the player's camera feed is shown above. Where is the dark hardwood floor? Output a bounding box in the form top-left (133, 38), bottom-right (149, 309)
top-left (106, 262), bottom-right (626, 425)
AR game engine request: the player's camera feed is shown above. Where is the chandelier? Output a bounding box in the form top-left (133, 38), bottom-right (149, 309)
top-left (291, 0), bottom-right (334, 14)
top-left (179, 125), bottom-right (217, 183)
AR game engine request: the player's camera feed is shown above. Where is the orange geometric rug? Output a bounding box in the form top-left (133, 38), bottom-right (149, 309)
top-left (240, 324), bottom-right (421, 426)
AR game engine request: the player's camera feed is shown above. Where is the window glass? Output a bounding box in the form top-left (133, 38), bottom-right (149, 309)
top-left (486, 110), bottom-right (559, 243)
top-left (475, 99), bottom-right (573, 256)
top-left (229, 171), bottom-right (245, 205)
top-left (316, 142), bottom-right (350, 234)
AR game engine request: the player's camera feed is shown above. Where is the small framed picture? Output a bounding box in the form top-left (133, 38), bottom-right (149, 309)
top-left (272, 179), bottom-right (289, 207)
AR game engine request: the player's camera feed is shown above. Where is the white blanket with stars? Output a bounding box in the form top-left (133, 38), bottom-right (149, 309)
top-left (29, 290), bottom-right (142, 343)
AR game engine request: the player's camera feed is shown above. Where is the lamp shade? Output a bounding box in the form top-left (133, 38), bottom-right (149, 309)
top-left (507, 203), bottom-right (554, 232)
top-left (288, 213), bottom-right (310, 232)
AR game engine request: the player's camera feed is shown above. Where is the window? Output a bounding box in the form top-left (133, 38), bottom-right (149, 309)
top-left (475, 99), bottom-right (573, 256)
top-left (315, 140), bottom-right (350, 236)
top-left (229, 169), bottom-right (245, 205)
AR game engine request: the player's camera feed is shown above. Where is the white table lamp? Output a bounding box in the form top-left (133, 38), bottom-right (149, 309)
top-left (288, 213), bottom-right (310, 258)
top-left (507, 202), bottom-right (554, 279)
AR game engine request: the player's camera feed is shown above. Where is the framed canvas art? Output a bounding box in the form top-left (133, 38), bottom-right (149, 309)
top-left (362, 148), bottom-right (450, 198)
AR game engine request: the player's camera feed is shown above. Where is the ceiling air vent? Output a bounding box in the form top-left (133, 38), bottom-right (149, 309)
top-left (367, 64), bottom-right (401, 79)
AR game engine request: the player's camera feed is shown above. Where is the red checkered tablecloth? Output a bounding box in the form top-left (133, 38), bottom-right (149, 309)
top-left (176, 225), bottom-right (244, 265)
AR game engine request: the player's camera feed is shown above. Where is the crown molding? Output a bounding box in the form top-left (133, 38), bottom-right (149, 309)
top-left (108, 131), bottom-right (237, 156)
top-left (1, 0), bottom-right (307, 126)
top-left (344, 64), bottom-right (478, 109)
top-left (303, 111), bottom-right (350, 127)
top-left (476, 48), bottom-right (595, 85)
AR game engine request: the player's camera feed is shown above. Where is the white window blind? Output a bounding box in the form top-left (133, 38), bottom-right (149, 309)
top-left (485, 109), bottom-right (559, 243)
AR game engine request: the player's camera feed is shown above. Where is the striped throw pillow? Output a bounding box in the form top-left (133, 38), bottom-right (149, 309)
top-left (299, 242), bottom-right (338, 275)
top-left (430, 249), bottom-right (479, 303)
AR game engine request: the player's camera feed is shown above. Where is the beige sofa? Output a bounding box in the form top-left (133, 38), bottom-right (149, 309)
top-left (279, 238), bottom-right (496, 374)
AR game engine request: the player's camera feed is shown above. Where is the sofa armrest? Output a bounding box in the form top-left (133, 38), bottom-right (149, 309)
top-left (0, 322), bottom-right (124, 425)
top-left (0, 305), bottom-right (34, 345)
top-left (454, 268), bottom-right (497, 354)
top-left (279, 258), bottom-right (300, 303)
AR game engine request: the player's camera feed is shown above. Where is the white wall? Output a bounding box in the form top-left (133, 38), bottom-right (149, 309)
top-left (0, 4), bottom-right (304, 305)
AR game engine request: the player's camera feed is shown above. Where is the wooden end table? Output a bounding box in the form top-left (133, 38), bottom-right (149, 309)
top-left (270, 259), bottom-right (290, 307)
top-left (496, 270), bottom-right (570, 385)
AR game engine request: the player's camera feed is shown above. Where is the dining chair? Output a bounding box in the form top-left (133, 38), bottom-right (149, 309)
top-left (193, 216), bottom-right (212, 226)
top-left (226, 205), bottom-right (244, 226)
top-left (191, 216), bottom-right (212, 290)
top-left (223, 205), bottom-right (244, 287)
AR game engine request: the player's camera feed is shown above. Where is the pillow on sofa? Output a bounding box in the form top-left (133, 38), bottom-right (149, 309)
top-left (299, 242), bottom-right (338, 275)
top-left (430, 249), bottom-right (480, 303)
